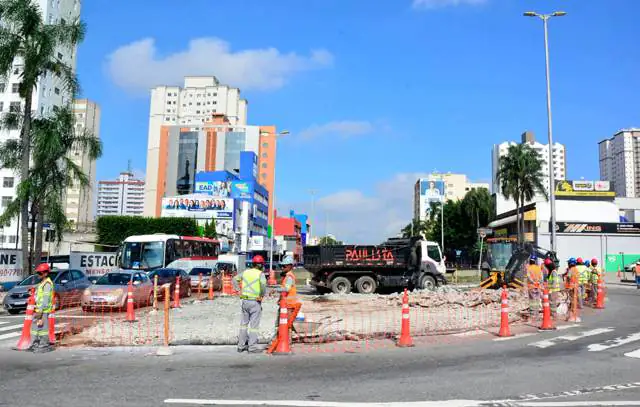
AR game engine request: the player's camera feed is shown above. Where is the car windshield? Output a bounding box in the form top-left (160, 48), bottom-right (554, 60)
top-left (120, 241), bottom-right (164, 270)
top-left (18, 272), bottom-right (59, 286)
top-left (95, 273), bottom-right (131, 286)
top-left (190, 268), bottom-right (212, 276)
top-left (148, 269), bottom-right (176, 279)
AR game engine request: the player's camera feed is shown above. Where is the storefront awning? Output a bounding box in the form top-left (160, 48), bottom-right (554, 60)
top-left (488, 214), bottom-right (517, 228)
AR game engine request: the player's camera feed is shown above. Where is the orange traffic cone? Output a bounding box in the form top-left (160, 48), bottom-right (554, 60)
top-left (222, 272), bottom-right (233, 296)
top-left (48, 296), bottom-right (56, 344)
top-left (208, 274), bottom-right (214, 301)
top-left (498, 286), bottom-right (513, 337)
top-left (594, 276), bottom-right (605, 309)
top-left (397, 288), bottom-right (414, 347)
top-left (273, 293), bottom-right (292, 355)
top-left (15, 289), bottom-right (36, 350)
top-left (539, 283), bottom-right (555, 331)
top-left (173, 278), bottom-right (181, 308)
top-left (126, 281), bottom-right (137, 322)
top-left (268, 268), bottom-right (277, 286)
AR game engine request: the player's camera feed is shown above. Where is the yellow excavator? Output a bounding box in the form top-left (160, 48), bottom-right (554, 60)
top-left (479, 239), bottom-right (558, 289)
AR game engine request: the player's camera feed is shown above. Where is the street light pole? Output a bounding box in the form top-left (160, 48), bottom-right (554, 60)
top-left (309, 189), bottom-right (317, 244)
top-left (524, 10), bottom-right (566, 252)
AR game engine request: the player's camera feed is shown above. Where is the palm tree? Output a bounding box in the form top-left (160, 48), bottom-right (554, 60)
top-left (0, 105), bottom-right (102, 272)
top-left (0, 0), bottom-right (85, 271)
top-left (496, 143), bottom-right (547, 244)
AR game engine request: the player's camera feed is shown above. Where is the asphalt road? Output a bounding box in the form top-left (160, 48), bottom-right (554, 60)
top-left (0, 285), bottom-right (639, 407)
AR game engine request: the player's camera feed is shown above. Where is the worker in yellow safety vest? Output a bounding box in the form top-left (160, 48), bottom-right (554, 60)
top-left (589, 258), bottom-right (602, 304)
top-left (30, 263), bottom-right (55, 353)
top-left (576, 257), bottom-right (589, 309)
top-left (233, 255), bottom-right (267, 353)
top-left (544, 258), bottom-right (561, 317)
top-left (278, 256), bottom-right (302, 329)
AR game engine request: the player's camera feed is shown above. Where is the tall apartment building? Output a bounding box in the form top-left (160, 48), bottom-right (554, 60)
top-left (599, 128), bottom-right (640, 197)
top-left (96, 172), bottom-right (145, 217)
top-left (64, 99), bottom-right (100, 226)
top-left (413, 174), bottom-right (490, 221)
top-left (0, 0), bottom-right (81, 246)
top-left (144, 76), bottom-right (278, 222)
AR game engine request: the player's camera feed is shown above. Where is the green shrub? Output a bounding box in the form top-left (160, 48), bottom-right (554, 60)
top-left (96, 216), bottom-right (199, 250)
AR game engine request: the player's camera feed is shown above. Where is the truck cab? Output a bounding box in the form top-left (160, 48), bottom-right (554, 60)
top-left (412, 240), bottom-right (447, 290)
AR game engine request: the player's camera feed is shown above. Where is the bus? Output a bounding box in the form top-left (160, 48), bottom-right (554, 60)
top-left (117, 234), bottom-right (220, 271)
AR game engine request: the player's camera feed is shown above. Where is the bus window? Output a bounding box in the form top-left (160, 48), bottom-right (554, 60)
top-left (183, 240), bottom-right (193, 257)
top-left (166, 239), bottom-right (178, 264)
top-left (192, 241), bottom-right (202, 256)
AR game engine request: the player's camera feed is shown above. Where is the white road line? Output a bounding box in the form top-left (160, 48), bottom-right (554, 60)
top-left (494, 332), bottom-right (537, 342)
top-left (0, 321), bottom-right (11, 326)
top-left (0, 323), bottom-right (23, 332)
top-left (453, 330), bottom-right (485, 337)
top-left (528, 328), bottom-right (614, 349)
top-left (0, 331), bottom-right (21, 341)
top-left (588, 332), bottom-right (640, 352)
top-left (624, 349), bottom-right (640, 359)
top-left (556, 324), bottom-right (581, 331)
top-left (517, 402), bottom-right (640, 406)
top-left (164, 399), bottom-right (485, 406)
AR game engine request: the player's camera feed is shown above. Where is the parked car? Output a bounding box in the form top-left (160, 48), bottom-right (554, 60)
top-left (81, 270), bottom-right (153, 311)
top-left (147, 268), bottom-right (191, 299)
top-left (2, 269), bottom-right (91, 314)
top-left (188, 267), bottom-right (222, 292)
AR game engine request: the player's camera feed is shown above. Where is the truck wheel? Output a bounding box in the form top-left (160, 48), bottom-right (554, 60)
top-left (420, 275), bottom-right (437, 291)
top-left (330, 277), bottom-right (352, 294)
top-left (355, 276), bottom-right (377, 294)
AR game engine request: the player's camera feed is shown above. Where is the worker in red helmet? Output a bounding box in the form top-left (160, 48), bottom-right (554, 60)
top-left (30, 263), bottom-right (54, 353)
top-left (543, 258), bottom-right (560, 317)
top-left (233, 255), bottom-right (267, 353)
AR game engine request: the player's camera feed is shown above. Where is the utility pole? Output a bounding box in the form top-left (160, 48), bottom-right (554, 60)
top-left (309, 189), bottom-right (317, 243)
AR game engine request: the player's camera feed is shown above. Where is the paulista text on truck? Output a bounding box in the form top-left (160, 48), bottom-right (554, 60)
top-left (303, 236), bottom-right (447, 294)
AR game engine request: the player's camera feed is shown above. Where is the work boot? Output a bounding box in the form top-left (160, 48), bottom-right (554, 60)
top-left (237, 347), bottom-right (247, 353)
top-left (33, 345), bottom-right (54, 353)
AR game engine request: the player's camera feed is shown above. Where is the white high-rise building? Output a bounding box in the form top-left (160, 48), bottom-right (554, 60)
top-left (0, 0), bottom-right (81, 246)
top-left (96, 172), bottom-right (145, 217)
top-left (64, 99), bottom-right (100, 226)
top-left (599, 128), bottom-right (640, 198)
top-left (491, 131), bottom-right (566, 214)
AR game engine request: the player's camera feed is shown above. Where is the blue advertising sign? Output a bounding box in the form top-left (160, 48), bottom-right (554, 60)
top-left (231, 181), bottom-right (254, 200)
top-left (420, 180), bottom-right (445, 203)
top-left (195, 180), bottom-right (232, 197)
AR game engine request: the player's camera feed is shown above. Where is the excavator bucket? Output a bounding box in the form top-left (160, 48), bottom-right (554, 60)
top-left (508, 278), bottom-right (524, 290)
top-left (480, 273), bottom-right (498, 289)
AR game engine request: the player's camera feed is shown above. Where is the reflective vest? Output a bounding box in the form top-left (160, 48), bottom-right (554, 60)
top-left (590, 266), bottom-right (601, 284)
top-left (577, 265), bottom-right (589, 285)
top-left (239, 268), bottom-right (264, 300)
top-left (281, 271), bottom-right (298, 306)
top-left (35, 277), bottom-right (54, 313)
top-left (548, 270), bottom-right (561, 293)
top-left (566, 267), bottom-right (579, 289)
top-left (527, 264), bottom-right (543, 285)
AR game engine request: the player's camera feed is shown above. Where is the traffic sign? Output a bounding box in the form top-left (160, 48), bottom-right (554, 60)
top-left (477, 228), bottom-right (492, 238)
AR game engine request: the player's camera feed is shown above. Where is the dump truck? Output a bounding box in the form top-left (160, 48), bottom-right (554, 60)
top-left (303, 236), bottom-right (446, 294)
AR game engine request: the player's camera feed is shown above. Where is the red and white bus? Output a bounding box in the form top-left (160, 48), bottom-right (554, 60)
top-left (118, 234), bottom-right (220, 271)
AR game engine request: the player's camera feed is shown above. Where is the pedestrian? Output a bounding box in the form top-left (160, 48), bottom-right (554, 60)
top-left (544, 258), bottom-right (560, 317)
top-left (278, 256), bottom-right (302, 329)
top-left (233, 255), bottom-right (267, 353)
top-left (575, 257), bottom-right (588, 309)
top-left (30, 263), bottom-right (55, 353)
top-left (635, 261), bottom-right (640, 290)
top-left (590, 258), bottom-right (602, 303)
top-left (526, 256), bottom-right (543, 318)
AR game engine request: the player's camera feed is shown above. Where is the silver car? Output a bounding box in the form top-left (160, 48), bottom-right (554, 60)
top-left (81, 270), bottom-right (153, 311)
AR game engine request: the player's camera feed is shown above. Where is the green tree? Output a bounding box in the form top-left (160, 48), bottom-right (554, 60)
top-left (401, 219), bottom-right (431, 238)
top-left (0, 0), bottom-right (85, 271)
top-left (496, 143), bottom-right (547, 244)
top-left (203, 220), bottom-right (217, 238)
top-left (319, 235), bottom-right (342, 245)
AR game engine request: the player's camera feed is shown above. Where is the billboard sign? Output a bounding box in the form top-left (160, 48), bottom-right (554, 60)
top-left (161, 194), bottom-right (234, 219)
top-left (553, 222), bottom-right (640, 234)
top-left (70, 252), bottom-right (118, 277)
top-left (420, 179), bottom-right (445, 203)
top-left (0, 249), bottom-right (23, 289)
top-left (194, 180), bottom-right (233, 197)
top-left (555, 180), bottom-right (615, 199)
top-left (249, 235), bottom-right (266, 251)
top-left (231, 181), bottom-right (254, 200)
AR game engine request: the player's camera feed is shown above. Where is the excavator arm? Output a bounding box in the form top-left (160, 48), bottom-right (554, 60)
top-left (480, 243), bottom-right (558, 290)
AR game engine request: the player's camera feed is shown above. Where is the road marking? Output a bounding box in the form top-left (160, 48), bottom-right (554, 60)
top-left (556, 324), bottom-right (581, 331)
top-left (0, 321), bottom-right (11, 326)
top-left (624, 349), bottom-right (640, 359)
top-left (453, 329), bottom-right (485, 337)
top-left (165, 399), bottom-right (485, 406)
top-left (494, 333), bottom-right (537, 342)
top-left (528, 328), bottom-right (614, 349)
top-left (588, 332), bottom-right (640, 352)
top-left (0, 331), bottom-right (21, 341)
top-left (0, 323), bottom-right (23, 332)
top-left (516, 402), bottom-right (640, 406)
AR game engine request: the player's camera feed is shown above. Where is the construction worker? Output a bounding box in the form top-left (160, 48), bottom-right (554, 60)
top-left (590, 258), bottom-right (602, 303)
top-left (279, 256), bottom-right (302, 328)
top-left (30, 263), bottom-right (54, 353)
top-left (576, 257), bottom-right (588, 309)
top-left (233, 255), bottom-right (267, 353)
top-left (566, 258), bottom-right (579, 314)
top-left (526, 256), bottom-right (543, 318)
top-left (584, 260), bottom-right (591, 301)
top-left (635, 261), bottom-right (640, 289)
top-left (544, 258), bottom-right (561, 317)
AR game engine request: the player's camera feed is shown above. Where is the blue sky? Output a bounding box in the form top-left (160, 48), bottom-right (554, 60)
top-left (78, 0), bottom-right (640, 243)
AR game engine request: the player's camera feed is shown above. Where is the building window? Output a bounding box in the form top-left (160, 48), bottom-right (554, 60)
top-left (54, 87), bottom-right (60, 95)
top-left (261, 163), bottom-right (267, 168)
top-left (57, 52), bottom-right (63, 59)
top-left (261, 173), bottom-right (267, 179)
top-left (0, 102), bottom-right (3, 112)
top-left (11, 83), bottom-right (19, 93)
top-left (261, 153), bottom-right (267, 158)
top-left (3, 177), bottom-right (14, 188)
top-left (0, 83), bottom-right (5, 92)
top-left (1, 196), bottom-right (12, 208)
top-left (8, 236), bottom-right (16, 244)
top-left (9, 102), bottom-right (20, 112)
top-left (262, 142), bottom-right (268, 148)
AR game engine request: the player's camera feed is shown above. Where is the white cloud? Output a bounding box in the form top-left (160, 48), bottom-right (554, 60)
top-left (279, 172), bottom-right (431, 244)
top-left (106, 37), bottom-right (334, 95)
top-left (298, 120), bottom-right (374, 140)
top-left (412, 0), bottom-right (487, 9)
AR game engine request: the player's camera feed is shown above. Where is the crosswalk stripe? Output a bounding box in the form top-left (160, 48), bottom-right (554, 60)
top-left (0, 321), bottom-right (11, 326)
top-left (588, 332), bottom-right (640, 352)
top-left (624, 349), bottom-right (640, 359)
top-left (0, 323), bottom-right (23, 332)
top-left (0, 331), bottom-right (21, 341)
top-left (529, 328), bottom-right (614, 349)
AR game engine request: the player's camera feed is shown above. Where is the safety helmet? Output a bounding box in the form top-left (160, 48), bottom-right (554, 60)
top-left (280, 256), bottom-right (294, 266)
top-left (585, 260), bottom-right (591, 267)
top-left (35, 263), bottom-right (50, 273)
top-left (591, 258), bottom-right (598, 266)
top-left (252, 255), bottom-right (265, 264)
top-left (544, 258), bottom-right (553, 266)
top-left (568, 258), bottom-right (577, 266)
top-left (576, 257), bottom-right (584, 264)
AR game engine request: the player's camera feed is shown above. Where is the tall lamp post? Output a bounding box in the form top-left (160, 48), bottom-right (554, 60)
top-left (523, 10), bottom-right (566, 252)
top-left (260, 130), bottom-right (290, 274)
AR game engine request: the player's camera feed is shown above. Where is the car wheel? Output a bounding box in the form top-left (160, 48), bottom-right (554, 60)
top-left (420, 275), bottom-right (437, 291)
top-left (8, 309), bottom-right (21, 315)
top-left (354, 276), bottom-right (377, 294)
top-left (330, 277), bottom-right (352, 295)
